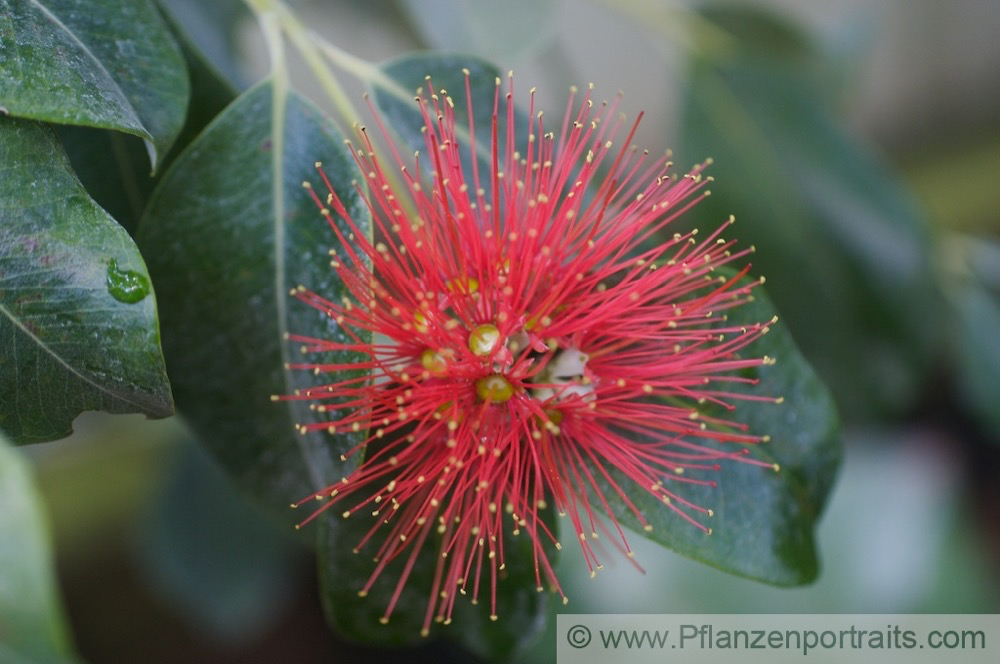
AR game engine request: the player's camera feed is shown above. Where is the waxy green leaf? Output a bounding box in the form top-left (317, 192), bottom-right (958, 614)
top-left (0, 0), bottom-right (189, 169)
top-left (154, 0), bottom-right (251, 93)
top-left (0, 118), bottom-right (173, 444)
top-left (54, 124), bottom-right (156, 235)
top-left (604, 277), bottom-right (841, 585)
top-left (137, 80), bottom-right (368, 515)
top-left (0, 433), bottom-right (79, 664)
top-left (53, 3), bottom-right (239, 235)
top-left (679, 5), bottom-right (940, 419)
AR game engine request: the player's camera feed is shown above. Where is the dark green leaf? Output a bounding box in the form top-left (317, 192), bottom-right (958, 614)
top-left (134, 438), bottom-right (304, 642)
top-left (56, 124), bottom-right (155, 234)
top-left (154, 0), bottom-right (251, 93)
top-left (318, 500), bottom-right (554, 658)
top-left (0, 433), bottom-right (79, 664)
top-left (318, 510), bottom-right (442, 648)
top-left (0, 0), bottom-right (190, 168)
top-left (0, 118), bottom-right (173, 444)
top-left (53, 6), bottom-right (239, 235)
top-left (604, 277), bottom-right (841, 585)
top-left (136, 80), bottom-right (368, 515)
top-left (160, 6), bottom-right (239, 164)
top-left (679, 4), bottom-right (940, 419)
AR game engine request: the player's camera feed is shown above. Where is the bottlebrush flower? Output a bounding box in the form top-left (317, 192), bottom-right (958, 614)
top-left (284, 71), bottom-right (779, 635)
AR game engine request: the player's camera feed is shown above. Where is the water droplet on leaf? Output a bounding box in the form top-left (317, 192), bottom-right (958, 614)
top-left (106, 259), bottom-right (150, 303)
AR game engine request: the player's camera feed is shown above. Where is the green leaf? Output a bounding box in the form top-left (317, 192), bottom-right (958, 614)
top-left (679, 4), bottom-right (940, 419)
top-left (134, 438), bottom-right (303, 642)
top-left (604, 276), bottom-right (841, 585)
top-left (0, 0), bottom-right (190, 168)
top-left (136, 80), bottom-right (368, 515)
top-left (160, 5), bottom-right (239, 162)
top-left (394, 0), bottom-right (557, 64)
top-left (52, 5), bottom-right (240, 235)
top-left (0, 433), bottom-right (79, 664)
top-left (154, 0), bottom-right (251, 93)
top-left (318, 500), bottom-right (555, 658)
top-left (0, 118), bottom-right (174, 444)
top-left (55, 124), bottom-right (156, 235)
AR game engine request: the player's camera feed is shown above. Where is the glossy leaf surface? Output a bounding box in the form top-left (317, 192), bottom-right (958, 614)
top-left (0, 0), bottom-right (189, 168)
top-left (0, 119), bottom-right (173, 444)
top-left (602, 276), bottom-right (841, 585)
top-left (137, 80), bottom-right (367, 514)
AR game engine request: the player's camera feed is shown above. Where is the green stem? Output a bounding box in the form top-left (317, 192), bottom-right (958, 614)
top-left (243, 0), bottom-right (418, 235)
top-left (243, 0), bottom-right (277, 13)
top-left (309, 32), bottom-right (382, 84)
top-left (274, 3), bottom-right (366, 129)
top-left (277, 8), bottom-right (418, 226)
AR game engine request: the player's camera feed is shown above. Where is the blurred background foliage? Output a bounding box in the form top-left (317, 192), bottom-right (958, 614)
top-left (6, 0), bottom-right (1000, 662)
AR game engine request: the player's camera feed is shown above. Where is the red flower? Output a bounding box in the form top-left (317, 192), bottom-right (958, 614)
top-left (286, 71), bottom-right (777, 635)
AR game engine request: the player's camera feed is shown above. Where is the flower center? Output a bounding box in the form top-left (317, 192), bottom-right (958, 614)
top-left (421, 309), bottom-right (595, 409)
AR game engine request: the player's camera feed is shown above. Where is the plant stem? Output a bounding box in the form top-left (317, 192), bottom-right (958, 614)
top-left (274, 3), bottom-right (365, 130)
top-left (242, 0), bottom-right (417, 228)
